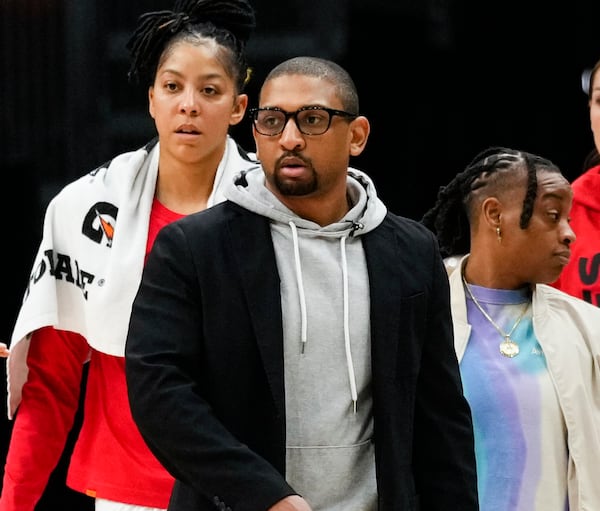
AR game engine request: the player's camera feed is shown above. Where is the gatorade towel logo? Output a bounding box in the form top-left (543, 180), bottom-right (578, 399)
top-left (22, 202), bottom-right (119, 302)
top-left (82, 201), bottom-right (118, 247)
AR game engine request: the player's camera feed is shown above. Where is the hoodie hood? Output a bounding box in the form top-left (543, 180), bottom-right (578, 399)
top-left (224, 166), bottom-right (387, 236)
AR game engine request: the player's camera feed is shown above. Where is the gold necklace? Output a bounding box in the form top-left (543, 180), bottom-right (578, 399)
top-left (462, 275), bottom-right (530, 358)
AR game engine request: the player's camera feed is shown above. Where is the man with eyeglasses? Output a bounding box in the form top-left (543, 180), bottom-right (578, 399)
top-left (125, 56), bottom-right (479, 511)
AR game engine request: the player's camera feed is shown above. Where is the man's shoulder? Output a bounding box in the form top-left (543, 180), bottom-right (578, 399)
top-left (175, 201), bottom-right (263, 233)
top-left (380, 212), bottom-right (437, 242)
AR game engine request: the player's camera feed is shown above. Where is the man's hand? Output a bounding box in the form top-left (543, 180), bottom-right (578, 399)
top-left (268, 495), bottom-right (312, 511)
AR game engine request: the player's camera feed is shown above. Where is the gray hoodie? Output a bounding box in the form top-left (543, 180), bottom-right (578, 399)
top-left (225, 166), bottom-right (387, 510)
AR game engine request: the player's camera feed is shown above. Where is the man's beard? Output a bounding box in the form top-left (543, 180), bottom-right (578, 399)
top-left (273, 168), bottom-right (318, 196)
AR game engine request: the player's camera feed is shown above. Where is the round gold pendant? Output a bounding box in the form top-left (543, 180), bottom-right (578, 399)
top-left (499, 338), bottom-right (519, 358)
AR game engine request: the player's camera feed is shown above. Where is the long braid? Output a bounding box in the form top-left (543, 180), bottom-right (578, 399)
top-left (421, 147), bottom-right (561, 257)
top-left (520, 152), bottom-right (539, 228)
top-left (421, 167), bottom-right (472, 257)
top-left (127, 0), bottom-right (255, 88)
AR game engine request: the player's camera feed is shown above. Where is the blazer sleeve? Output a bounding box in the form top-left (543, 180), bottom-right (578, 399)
top-left (124, 217), bottom-right (294, 511)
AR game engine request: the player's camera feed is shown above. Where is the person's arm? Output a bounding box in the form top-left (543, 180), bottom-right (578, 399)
top-left (0, 327), bottom-right (89, 511)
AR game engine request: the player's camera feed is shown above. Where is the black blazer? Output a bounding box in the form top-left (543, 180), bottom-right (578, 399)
top-left (125, 200), bottom-right (478, 511)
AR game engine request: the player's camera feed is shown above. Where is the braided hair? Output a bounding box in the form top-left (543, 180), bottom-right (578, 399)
top-left (127, 0), bottom-right (256, 91)
top-left (421, 147), bottom-right (563, 258)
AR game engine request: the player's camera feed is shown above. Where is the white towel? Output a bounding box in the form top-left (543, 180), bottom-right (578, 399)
top-left (6, 135), bottom-right (257, 418)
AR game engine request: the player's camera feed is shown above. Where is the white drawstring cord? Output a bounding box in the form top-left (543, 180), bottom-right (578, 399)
top-left (289, 221), bottom-right (308, 353)
top-left (288, 222), bottom-right (358, 412)
top-left (341, 236), bottom-right (358, 413)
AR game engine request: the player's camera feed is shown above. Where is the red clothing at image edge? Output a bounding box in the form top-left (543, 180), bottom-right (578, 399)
top-left (0, 198), bottom-right (184, 510)
top-left (552, 164), bottom-right (600, 307)
top-left (1, 328), bottom-right (90, 510)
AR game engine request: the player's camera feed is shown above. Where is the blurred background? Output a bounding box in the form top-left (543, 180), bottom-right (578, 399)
top-left (1, 0), bottom-right (599, 508)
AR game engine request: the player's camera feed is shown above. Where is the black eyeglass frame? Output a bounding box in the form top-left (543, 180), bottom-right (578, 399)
top-left (249, 106), bottom-right (358, 136)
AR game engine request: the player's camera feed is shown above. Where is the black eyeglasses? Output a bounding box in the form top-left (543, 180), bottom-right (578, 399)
top-left (249, 106), bottom-right (358, 136)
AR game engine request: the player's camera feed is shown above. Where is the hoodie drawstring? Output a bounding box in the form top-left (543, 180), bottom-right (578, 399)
top-left (340, 236), bottom-right (358, 413)
top-left (289, 222), bottom-right (308, 354)
top-left (288, 221), bottom-right (359, 413)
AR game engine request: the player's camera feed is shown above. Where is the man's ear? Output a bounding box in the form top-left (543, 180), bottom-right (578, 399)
top-left (349, 116), bottom-right (370, 157)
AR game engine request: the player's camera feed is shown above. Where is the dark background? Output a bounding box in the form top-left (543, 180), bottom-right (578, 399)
top-left (1, 0), bottom-right (599, 508)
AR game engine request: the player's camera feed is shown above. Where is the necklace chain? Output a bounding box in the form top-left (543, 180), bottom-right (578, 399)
top-left (462, 274), bottom-right (530, 358)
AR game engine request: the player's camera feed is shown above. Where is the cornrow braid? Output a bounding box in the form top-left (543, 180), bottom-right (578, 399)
top-left (519, 152), bottom-right (539, 229)
top-left (127, 0), bottom-right (255, 88)
top-left (421, 146), bottom-right (562, 257)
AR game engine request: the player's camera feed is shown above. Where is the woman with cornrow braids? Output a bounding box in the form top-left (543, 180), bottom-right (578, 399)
top-left (422, 147), bottom-right (600, 510)
top-left (0, 1), bottom-right (257, 509)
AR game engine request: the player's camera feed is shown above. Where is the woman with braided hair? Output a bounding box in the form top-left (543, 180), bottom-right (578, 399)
top-left (0, 1), bottom-right (257, 510)
top-left (422, 147), bottom-right (600, 510)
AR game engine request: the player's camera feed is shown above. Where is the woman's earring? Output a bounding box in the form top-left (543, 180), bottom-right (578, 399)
top-left (496, 226), bottom-right (502, 243)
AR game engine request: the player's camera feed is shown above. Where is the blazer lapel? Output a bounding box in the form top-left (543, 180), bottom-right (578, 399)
top-left (228, 210), bottom-right (286, 417)
top-left (362, 223), bottom-right (403, 373)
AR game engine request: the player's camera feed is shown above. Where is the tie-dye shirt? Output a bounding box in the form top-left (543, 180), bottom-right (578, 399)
top-left (461, 284), bottom-right (569, 511)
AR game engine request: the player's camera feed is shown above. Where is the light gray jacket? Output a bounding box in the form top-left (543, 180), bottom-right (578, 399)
top-left (449, 255), bottom-right (600, 511)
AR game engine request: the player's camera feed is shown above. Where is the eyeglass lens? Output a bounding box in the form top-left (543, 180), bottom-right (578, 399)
top-left (254, 108), bottom-right (332, 136)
